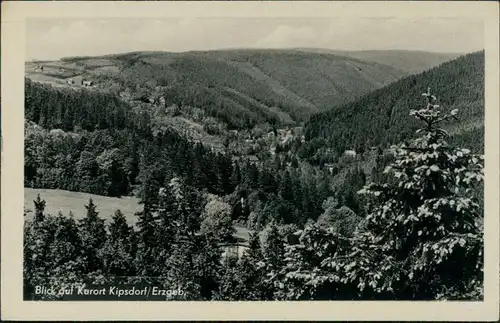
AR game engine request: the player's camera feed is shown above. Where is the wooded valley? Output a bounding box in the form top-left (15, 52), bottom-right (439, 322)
top-left (23, 50), bottom-right (484, 301)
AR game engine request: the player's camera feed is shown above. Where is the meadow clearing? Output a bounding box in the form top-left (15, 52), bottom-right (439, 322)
top-left (24, 187), bottom-right (250, 242)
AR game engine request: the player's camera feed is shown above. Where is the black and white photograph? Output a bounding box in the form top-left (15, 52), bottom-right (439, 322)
top-left (2, 1), bottom-right (499, 321)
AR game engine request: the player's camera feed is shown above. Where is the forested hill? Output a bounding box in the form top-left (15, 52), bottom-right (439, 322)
top-left (26, 49), bottom-right (406, 129)
top-left (294, 49), bottom-right (462, 74)
top-left (302, 50), bottom-right (484, 159)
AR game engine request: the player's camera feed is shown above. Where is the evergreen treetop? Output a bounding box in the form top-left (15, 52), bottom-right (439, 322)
top-left (352, 87), bottom-right (484, 299)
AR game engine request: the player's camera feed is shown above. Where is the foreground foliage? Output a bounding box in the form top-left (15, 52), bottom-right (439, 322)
top-left (272, 88), bottom-right (484, 300)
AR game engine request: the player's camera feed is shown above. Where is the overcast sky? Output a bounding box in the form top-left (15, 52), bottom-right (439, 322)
top-left (26, 17), bottom-right (484, 61)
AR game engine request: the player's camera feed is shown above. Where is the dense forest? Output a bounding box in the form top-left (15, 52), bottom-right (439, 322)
top-left (24, 51), bottom-right (484, 301)
top-left (28, 49), bottom-right (408, 131)
top-left (303, 51), bottom-right (484, 162)
top-left (25, 79), bottom-right (133, 132)
top-left (25, 78), bottom-right (367, 228)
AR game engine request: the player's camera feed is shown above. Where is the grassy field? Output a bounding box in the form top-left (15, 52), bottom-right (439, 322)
top-left (24, 188), bottom-right (143, 226)
top-left (24, 188), bottom-right (250, 242)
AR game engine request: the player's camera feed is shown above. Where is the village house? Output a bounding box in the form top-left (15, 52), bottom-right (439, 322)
top-left (245, 155), bottom-right (260, 163)
top-left (158, 96), bottom-right (166, 106)
top-left (82, 80), bottom-right (93, 87)
top-left (344, 150), bottom-right (357, 157)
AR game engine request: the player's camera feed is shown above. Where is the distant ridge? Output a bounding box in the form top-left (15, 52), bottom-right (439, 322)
top-left (26, 49), bottom-right (408, 129)
top-left (304, 50), bottom-right (484, 155)
top-left (293, 48), bottom-right (464, 74)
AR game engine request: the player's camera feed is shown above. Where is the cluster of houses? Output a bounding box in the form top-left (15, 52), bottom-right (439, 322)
top-left (234, 126), bottom-right (305, 147)
top-left (33, 64), bottom-right (95, 88)
top-left (227, 126), bottom-right (309, 162)
top-left (267, 127), bottom-right (305, 145)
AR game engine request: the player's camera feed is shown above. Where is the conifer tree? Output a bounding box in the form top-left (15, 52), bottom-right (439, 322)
top-left (258, 167), bottom-right (277, 193)
top-left (348, 87), bottom-right (484, 300)
top-left (156, 183), bottom-right (177, 242)
top-left (215, 154), bottom-right (232, 195)
top-left (245, 162), bottom-right (259, 189)
top-left (133, 203), bottom-right (160, 278)
top-left (276, 223), bottom-right (358, 300)
top-left (192, 235), bottom-right (223, 300)
top-left (99, 209), bottom-right (134, 279)
top-left (47, 212), bottom-right (86, 292)
top-left (161, 178), bottom-right (217, 299)
top-left (132, 152), bottom-right (164, 278)
top-left (275, 87), bottom-right (484, 301)
top-left (25, 211), bottom-right (86, 300)
top-left (238, 230), bottom-right (270, 299)
top-left (24, 215), bottom-right (54, 299)
top-left (50, 211), bottom-right (82, 268)
top-left (169, 178), bottom-right (205, 239)
top-left (262, 222), bottom-right (287, 299)
top-left (33, 193), bottom-right (46, 222)
top-left (78, 198), bottom-right (107, 274)
top-left (214, 254), bottom-right (241, 300)
top-left (230, 161), bottom-right (242, 190)
top-left (279, 170), bottom-right (294, 201)
top-left (108, 209), bottom-right (131, 243)
top-left (84, 198), bottom-right (99, 220)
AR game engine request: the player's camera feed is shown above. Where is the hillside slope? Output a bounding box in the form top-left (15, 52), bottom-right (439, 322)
top-left (26, 49), bottom-right (407, 129)
top-left (294, 48), bottom-right (462, 74)
top-left (303, 51), bottom-right (484, 157)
